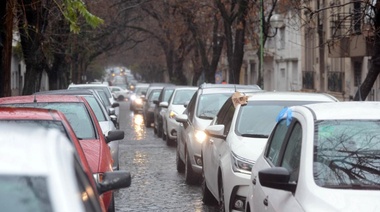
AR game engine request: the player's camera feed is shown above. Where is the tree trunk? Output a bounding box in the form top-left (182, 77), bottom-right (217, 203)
top-left (354, 3), bottom-right (380, 101)
top-left (0, 0), bottom-right (14, 97)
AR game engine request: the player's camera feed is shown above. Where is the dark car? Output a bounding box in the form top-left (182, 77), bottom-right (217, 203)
top-left (142, 87), bottom-right (163, 127)
top-left (153, 86), bottom-right (176, 137)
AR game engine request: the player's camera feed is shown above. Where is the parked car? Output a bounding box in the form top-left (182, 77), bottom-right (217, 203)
top-left (160, 86), bottom-right (197, 145)
top-left (245, 101), bottom-right (380, 212)
top-left (68, 83), bottom-right (120, 127)
top-left (0, 124), bottom-right (131, 212)
top-left (0, 95), bottom-right (124, 212)
top-left (175, 83), bottom-right (261, 185)
top-left (142, 87), bottom-right (162, 127)
top-left (153, 86), bottom-right (176, 137)
top-left (110, 85), bottom-right (131, 101)
top-left (129, 83), bottom-right (150, 113)
top-left (34, 89), bottom-right (121, 170)
top-left (201, 91), bottom-right (338, 211)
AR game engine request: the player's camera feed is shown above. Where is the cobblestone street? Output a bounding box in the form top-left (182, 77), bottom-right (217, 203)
top-left (115, 101), bottom-right (218, 212)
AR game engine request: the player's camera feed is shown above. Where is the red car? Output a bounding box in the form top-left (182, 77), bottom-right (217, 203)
top-left (0, 95), bottom-right (125, 212)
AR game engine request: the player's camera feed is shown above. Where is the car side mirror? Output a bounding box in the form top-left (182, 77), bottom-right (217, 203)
top-left (105, 130), bottom-right (124, 143)
top-left (97, 171), bottom-right (131, 194)
top-left (205, 125), bottom-right (226, 139)
top-left (112, 102), bottom-right (119, 108)
top-left (258, 167), bottom-right (296, 193)
top-left (159, 102), bottom-right (168, 108)
top-left (108, 108), bottom-right (115, 115)
top-left (175, 114), bottom-right (188, 123)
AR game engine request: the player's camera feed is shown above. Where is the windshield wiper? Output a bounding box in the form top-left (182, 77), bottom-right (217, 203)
top-left (240, 134), bottom-right (268, 138)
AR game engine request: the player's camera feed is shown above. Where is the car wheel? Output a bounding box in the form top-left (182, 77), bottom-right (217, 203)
top-left (218, 176), bottom-right (226, 212)
top-left (162, 124), bottom-right (167, 141)
top-left (107, 193), bottom-right (115, 212)
top-left (185, 150), bottom-right (200, 185)
top-left (117, 95), bottom-right (124, 101)
top-left (176, 145), bottom-right (185, 173)
top-left (202, 164), bottom-right (217, 205)
top-left (157, 123), bottom-right (163, 138)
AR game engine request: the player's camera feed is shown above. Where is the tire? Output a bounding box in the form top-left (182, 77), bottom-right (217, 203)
top-left (218, 177), bottom-right (226, 212)
top-left (176, 146), bottom-right (185, 173)
top-left (107, 193), bottom-right (115, 212)
top-left (202, 166), bottom-right (218, 205)
top-left (157, 123), bottom-right (163, 138)
top-left (117, 95), bottom-right (124, 101)
top-left (185, 150), bottom-right (200, 185)
top-left (162, 126), bottom-right (167, 141)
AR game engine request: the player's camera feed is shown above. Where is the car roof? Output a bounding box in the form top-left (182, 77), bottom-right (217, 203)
top-left (68, 83), bottom-right (109, 88)
top-left (0, 125), bottom-right (74, 175)
top-left (34, 89), bottom-right (95, 96)
top-left (0, 95), bottom-right (85, 104)
top-left (0, 106), bottom-right (63, 120)
top-left (297, 101), bottom-right (380, 120)
top-left (199, 83), bottom-right (261, 90)
top-left (245, 91), bottom-right (338, 102)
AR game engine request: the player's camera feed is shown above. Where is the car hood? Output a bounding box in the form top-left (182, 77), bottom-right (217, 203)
top-left (230, 136), bottom-right (268, 162)
top-left (79, 139), bottom-right (101, 173)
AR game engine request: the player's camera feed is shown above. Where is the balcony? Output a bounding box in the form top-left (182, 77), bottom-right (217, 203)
top-left (328, 34), bottom-right (374, 58)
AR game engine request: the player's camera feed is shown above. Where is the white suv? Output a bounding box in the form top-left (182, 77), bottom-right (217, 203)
top-left (175, 84), bottom-right (261, 185)
top-left (201, 91), bottom-right (338, 212)
top-left (246, 102), bottom-right (380, 212)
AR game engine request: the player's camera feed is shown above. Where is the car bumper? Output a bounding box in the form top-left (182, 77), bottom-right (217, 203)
top-left (223, 166), bottom-right (251, 212)
top-left (167, 117), bottom-right (179, 140)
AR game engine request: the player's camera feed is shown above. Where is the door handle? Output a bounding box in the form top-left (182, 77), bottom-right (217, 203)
top-left (263, 196), bottom-right (268, 206)
top-left (252, 177), bottom-right (256, 185)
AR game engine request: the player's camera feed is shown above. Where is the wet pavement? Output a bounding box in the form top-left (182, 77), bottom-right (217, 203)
top-left (115, 101), bottom-right (218, 212)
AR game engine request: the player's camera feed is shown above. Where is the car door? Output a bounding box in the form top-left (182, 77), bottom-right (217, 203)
top-left (252, 119), bottom-right (304, 212)
top-left (203, 99), bottom-right (233, 195)
top-left (251, 119), bottom-right (289, 212)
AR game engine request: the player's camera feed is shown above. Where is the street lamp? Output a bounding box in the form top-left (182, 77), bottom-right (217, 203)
top-left (259, 0), bottom-right (284, 88)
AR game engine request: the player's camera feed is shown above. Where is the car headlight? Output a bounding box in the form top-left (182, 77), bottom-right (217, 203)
top-left (135, 98), bottom-right (143, 105)
top-left (130, 94), bottom-right (136, 100)
top-left (169, 110), bottom-right (178, 119)
top-left (195, 130), bottom-right (207, 143)
top-left (231, 152), bottom-right (254, 174)
top-left (93, 173), bottom-right (104, 184)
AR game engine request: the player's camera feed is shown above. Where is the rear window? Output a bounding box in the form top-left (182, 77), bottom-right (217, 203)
top-left (4, 103), bottom-right (96, 139)
top-left (0, 120), bottom-right (67, 137)
top-left (0, 175), bottom-right (52, 212)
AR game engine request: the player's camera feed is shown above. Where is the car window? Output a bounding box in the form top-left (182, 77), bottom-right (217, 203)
top-left (96, 90), bottom-right (111, 107)
top-left (221, 102), bottom-right (235, 135)
top-left (281, 122), bottom-right (302, 183)
top-left (6, 103), bottom-right (96, 139)
top-left (0, 175), bottom-right (52, 211)
top-left (186, 91), bottom-right (198, 121)
top-left (235, 102), bottom-right (291, 138)
top-left (196, 93), bottom-right (230, 120)
top-left (148, 90), bottom-right (161, 102)
top-left (265, 119), bottom-right (289, 166)
top-left (83, 96), bottom-right (107, 122)
top-left (215, 98), bottom-right (231, 125)
top-left (313, 120), bottom-right (380, 188)
top-left (172, 90), bottom-right (196, 105)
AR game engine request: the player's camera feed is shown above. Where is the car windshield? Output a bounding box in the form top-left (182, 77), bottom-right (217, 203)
top-left (172, 90), bottom-right (196, 105)
top-left (197, 93), bottom-right (230, 119)
top-left (314, 120), bottom-right (380, 189)
top-left (96, 90), bottom-right (111, 107)
top-left (0, 175), bottom-right (52, 211)
top-left (135, 87), bottom-right (148, 96)
top-left (235, 101), bottom-right (312, 138)
top-left (83, 96), bottom-right (107, 122)
top-left (149, 90), bottom-right (161, 102)
top-left (4, 103), bottom-right (96, 140)
top-left (163, 89), bottom-right (174, 102)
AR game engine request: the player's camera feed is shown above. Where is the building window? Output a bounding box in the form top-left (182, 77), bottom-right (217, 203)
top-left (328, 71), bottom-right (344, 92)
top-left (302, 71), bottom-right (314, 90)
top-left (354, 61), bottom-right (362, 86)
